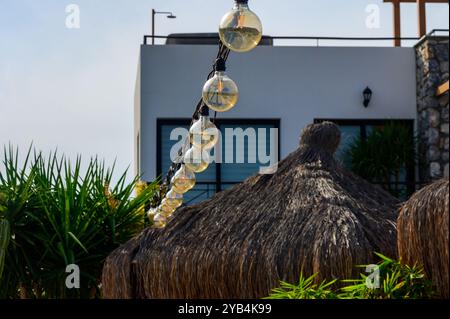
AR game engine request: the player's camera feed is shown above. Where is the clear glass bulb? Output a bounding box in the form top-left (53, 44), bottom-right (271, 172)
top-left (183, 146), bottom-right (210, 173)
top-left (153, 213), bottom-right (167, 229)
top-left (147, 207), bottom-right (157, 221)
top-left (202, 71), bottom-right (239, 112)
top-left (219, 1), bottom-right (263, 53)
top-left (165, 189), bottom-right (183, 209)
top-left (159, 200), bottom-right (176, 217)
top-left (189, 116), bottom-right (219, 150)
top-left (170, 164), bottom-right (196, 194)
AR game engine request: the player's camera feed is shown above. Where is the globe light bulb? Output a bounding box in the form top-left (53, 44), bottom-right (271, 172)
top-left (219, 0), bottom-right (262, 53)
top-left (159, 199), bottom-right (176, 217)
top-left (202, 58), bottom-right (238, 112)
top-left (170, 164), bottom-right (196, 194)
top-left (165, 189), bottom-right (183, 209)
top-left (183, 146), bottom-right (210, 173)
top-left (190, 115), bottom-right (219, 150)
top-left (147, 207), bottom-right (157, 221)
top-left (153, 213), bottom-right (167, 229)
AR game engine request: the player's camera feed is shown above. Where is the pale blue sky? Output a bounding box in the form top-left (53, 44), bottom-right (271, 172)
top-left (0, 0), bottom-right (448, 176)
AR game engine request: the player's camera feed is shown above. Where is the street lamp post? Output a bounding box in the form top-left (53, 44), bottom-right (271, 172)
top-left (152, 9), bottom-right (176, 45)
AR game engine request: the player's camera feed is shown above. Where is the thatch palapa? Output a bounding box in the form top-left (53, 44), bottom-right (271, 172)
top-left (397, 178), bottom-right (449, 298)
top-left (102, 122), bottom-right (400, 299)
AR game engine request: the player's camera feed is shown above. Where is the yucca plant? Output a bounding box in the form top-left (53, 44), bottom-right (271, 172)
top-left (0, 146), bottom-right (41, 298)
top-left (0, 146), bottom-right (158, 298)
top-left (0, 220), bottom-right (8, 281)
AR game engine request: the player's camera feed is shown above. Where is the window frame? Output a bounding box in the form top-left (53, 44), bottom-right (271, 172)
top-left (314, 118), bottom-right (416, 195)
top-left (156, 118), bottom-right (281, 194)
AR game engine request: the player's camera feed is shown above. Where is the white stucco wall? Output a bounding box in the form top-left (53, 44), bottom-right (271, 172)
top-left (134, 55), bottom-right (141, 177)
top-left (136, 44), bottom-right (417, 181)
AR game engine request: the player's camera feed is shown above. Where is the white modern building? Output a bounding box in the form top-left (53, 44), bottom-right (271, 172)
top-left (135, 34), bottom-right (420, 203)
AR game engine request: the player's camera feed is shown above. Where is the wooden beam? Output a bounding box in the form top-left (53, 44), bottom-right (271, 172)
top-left (437, 81), bottom-right (449, 96)
top-left (384, 0), bottom-right (448, 43)
top-left (393, 0), bottom-right (402, 46)
top-left (417, 0), bottom-right (427, 37)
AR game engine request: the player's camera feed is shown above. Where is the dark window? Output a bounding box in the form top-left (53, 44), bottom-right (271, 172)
top-left (157, 119), bottom-right (280, 204)
top-left (314, 119), bottom-right (416, 197)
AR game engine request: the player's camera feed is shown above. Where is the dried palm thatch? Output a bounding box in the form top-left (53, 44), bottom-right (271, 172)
top-left (102, 122), bottom-right (399, 299)
top-left (397, 178), bottom-right (449, 298)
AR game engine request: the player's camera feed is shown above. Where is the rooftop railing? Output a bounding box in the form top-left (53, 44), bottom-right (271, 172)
top-left (143, 29), bottom-right (449, 46)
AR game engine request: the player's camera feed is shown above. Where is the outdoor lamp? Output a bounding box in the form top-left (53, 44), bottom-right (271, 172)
top-left (171, 164), bottom-right (196, 194)
top-left (153, 213), bottom-right (167, 228)
top-left (151, 9), bottom-right (177, 45)
top-left (165, 189), bottom-right (183, 209)
top-left (147, 207), bottom-right (157, 220)
top-left (219, 0), bottom-right (263, 52)
top-left (202, 58), bottom-right (239, 112)
top-left (159, 200), bottom-right (177, 217)
top-left (184, 146), bottom-right (210, 173)
top-left (189, 105), bottom-right (219, 150)
top-left (363, 87), bottom-right (373, 108)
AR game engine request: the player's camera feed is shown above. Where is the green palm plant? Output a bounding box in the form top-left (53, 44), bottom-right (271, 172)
top-left (0, 146), bottom-right (158, 298)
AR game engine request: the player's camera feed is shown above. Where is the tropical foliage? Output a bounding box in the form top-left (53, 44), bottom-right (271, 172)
top-left (345, 122), bottom-right (416, 198)
top-left (267, 253), bottom-right (435, 299)
top-left (339, 253), bottom-right (433, 299)
top-left (266, 273), bottom-right (337, 299)
top-left (0, 146), bottom-right (158, 298)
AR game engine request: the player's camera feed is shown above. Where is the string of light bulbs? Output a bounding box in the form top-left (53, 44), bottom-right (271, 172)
top-left (148, 0), bottom-right (263, 228)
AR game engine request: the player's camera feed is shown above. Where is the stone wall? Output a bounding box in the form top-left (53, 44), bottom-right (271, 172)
top-left (415, 36), bottom-right (449, 182)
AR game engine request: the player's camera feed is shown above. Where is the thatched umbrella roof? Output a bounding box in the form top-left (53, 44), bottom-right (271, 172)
top-left (397, 178), bottom-right (449, 298)
top-left (102, 122), bottom-right (399, 299)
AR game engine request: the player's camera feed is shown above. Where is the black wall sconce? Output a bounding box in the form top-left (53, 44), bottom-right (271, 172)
top-left (363, 87), bottom-right (373, 108)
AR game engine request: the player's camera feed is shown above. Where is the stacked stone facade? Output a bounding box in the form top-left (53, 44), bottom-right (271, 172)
top-left (415, 36), bottom-right (449, 181)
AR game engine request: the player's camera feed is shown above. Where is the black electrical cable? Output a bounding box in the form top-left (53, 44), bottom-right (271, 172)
top-left (161, 41), bottom-right (231, 191)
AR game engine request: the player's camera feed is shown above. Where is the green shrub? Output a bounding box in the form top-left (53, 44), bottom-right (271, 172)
top-left (338, 253), bottom-right (434, 299)
top-left (345, 122), bottom-right (416, 198)
top-left (267, 253), bottom-right (435, 299)
top-left (265, 273), bottom-right (337, 299)
top-left (0, 146), bottom-right (158, 298)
